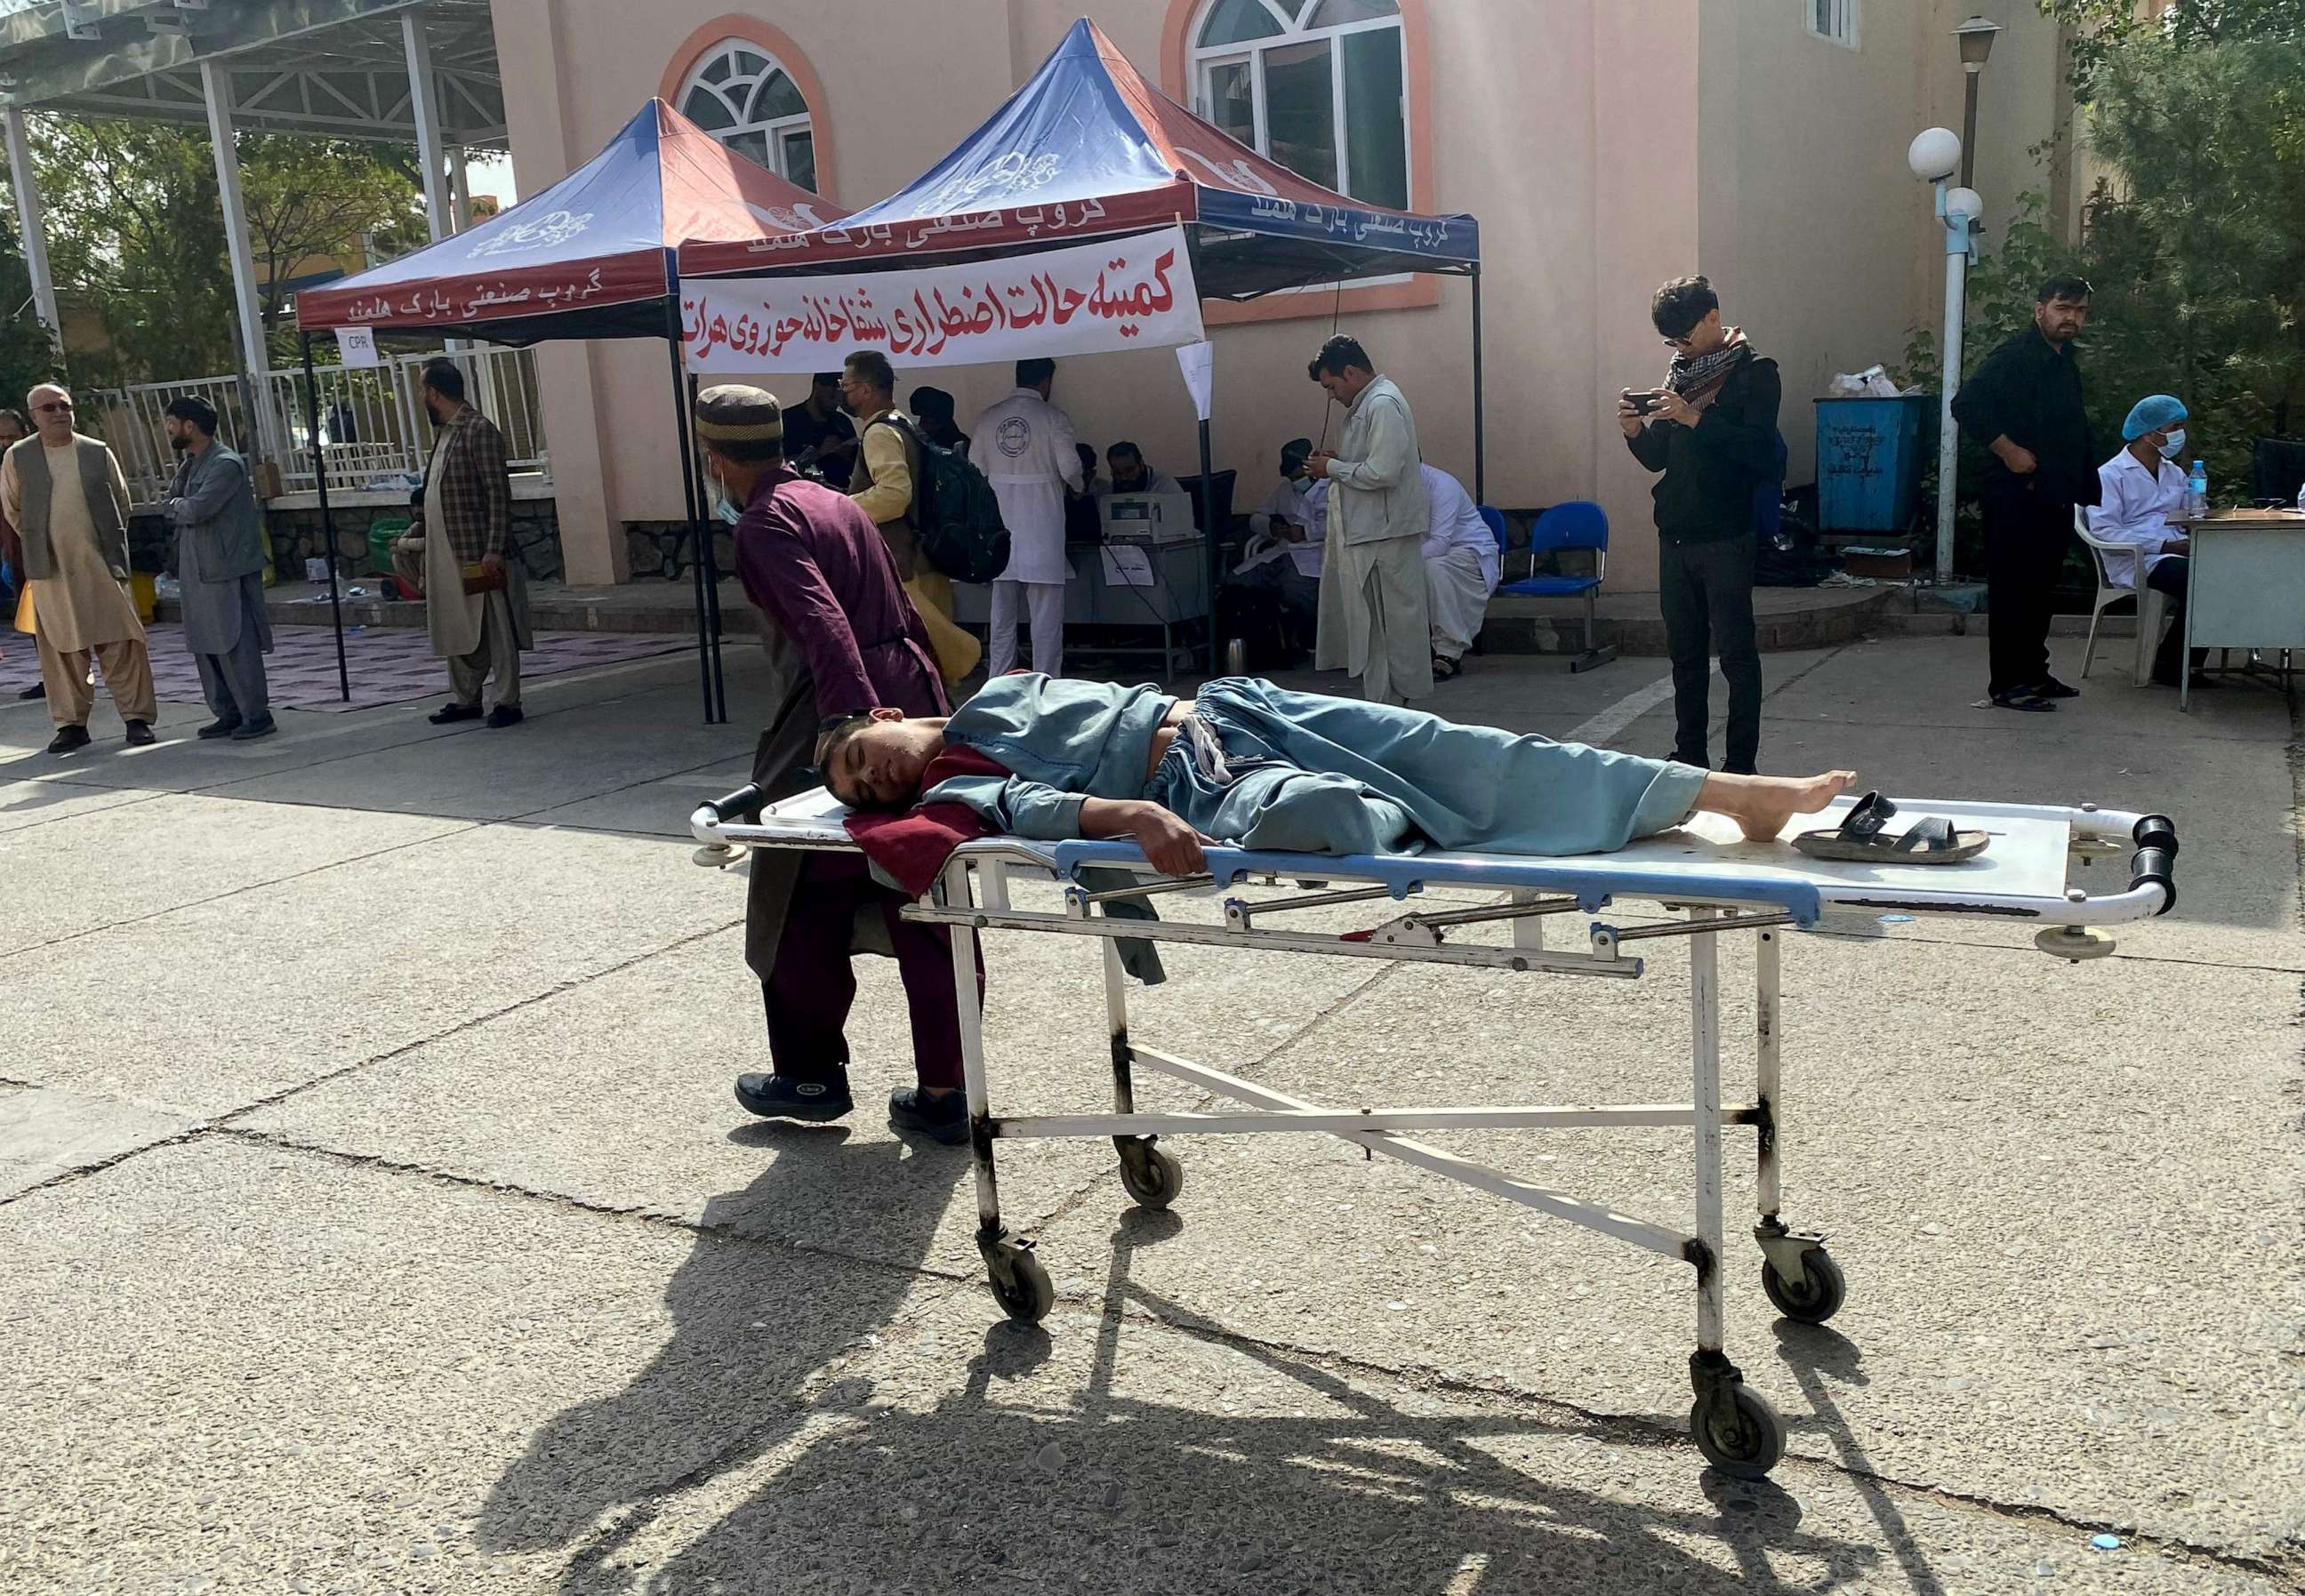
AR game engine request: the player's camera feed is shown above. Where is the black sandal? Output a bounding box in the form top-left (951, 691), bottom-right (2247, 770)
top-left (1432, 654), bottom-right (1461, 681)
top-left (1989, 691), bottom-right (2056, 712)
top-left (1792, 791), bottom-right (1988, 865)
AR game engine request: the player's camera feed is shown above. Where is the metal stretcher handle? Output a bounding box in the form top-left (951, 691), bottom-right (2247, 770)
top-left (2130, 814), bottom-right (2178, 916)
top-left (699, 783), bottom-right (765, 824)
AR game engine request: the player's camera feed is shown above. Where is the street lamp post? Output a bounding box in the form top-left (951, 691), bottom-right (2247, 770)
top-left (1910, 127), bottom-right (1981, 586)
top-left (1954, 15), bottom-right (2003, 188)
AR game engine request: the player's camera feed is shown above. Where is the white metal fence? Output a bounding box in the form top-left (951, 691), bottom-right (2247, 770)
top-left (90, 347), bottom-right (550, 504)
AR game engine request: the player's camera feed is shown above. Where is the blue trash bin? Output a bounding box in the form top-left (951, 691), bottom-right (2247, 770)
top-left (1814, 395), bottom-right (1936, 534)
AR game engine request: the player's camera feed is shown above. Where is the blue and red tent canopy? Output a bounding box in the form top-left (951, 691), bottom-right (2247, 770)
top-left (297, 100), bottom-right (843, 342)
top-left (677, 19), bottom-right (1476, 295)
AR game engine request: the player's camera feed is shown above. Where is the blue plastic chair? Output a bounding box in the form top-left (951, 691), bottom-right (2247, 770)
top-left (1494, 500), bottom-right (1615, 671)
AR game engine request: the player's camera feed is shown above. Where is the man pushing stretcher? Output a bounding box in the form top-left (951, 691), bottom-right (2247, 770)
top-left (816, 674), bottom-right (1860, 878)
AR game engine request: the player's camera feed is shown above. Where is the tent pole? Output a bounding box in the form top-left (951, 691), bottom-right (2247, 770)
top-left (690, 368), bottom-right (727, 721)
top-left (301, 332), bottom-right (351, 702)
top-left (663, 301), bottom-right (717, 723)
top-left (1197, 413), bottom-right (1217, 674)
top-left (1470, 265), bottom-right (1487, 504)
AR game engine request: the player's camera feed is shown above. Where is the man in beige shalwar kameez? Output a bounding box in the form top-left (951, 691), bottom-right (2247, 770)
top-left (3, 384), bottom-right (157, 752)
top-left (391, 358), bottom-right (529, 726)
top-left (1306, 336), bottom-right (1432, 707)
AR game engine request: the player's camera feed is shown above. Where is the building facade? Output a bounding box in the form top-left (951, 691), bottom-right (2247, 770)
top-left (491, 0), bottom-right (2077, 590)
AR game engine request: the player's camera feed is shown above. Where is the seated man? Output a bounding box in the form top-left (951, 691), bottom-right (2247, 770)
top-left (1103, 441), bottom-right (1177, 496)
top-left (1224, 437), bottom-right (1326, 644)
top-left (816, 672), bottom-right (1856, 877)
top-left (2094, 393), bottom-right (2211, 688)
top-left (1419, 461), bottom-right (1499, 680)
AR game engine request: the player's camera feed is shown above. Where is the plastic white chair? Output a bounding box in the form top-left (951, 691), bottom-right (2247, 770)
top-left (2072, 506), bottom-right (2164, 686)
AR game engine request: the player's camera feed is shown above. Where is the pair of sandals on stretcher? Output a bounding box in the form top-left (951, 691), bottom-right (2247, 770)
top-left (1791, 791), bottom-right (1988, 865)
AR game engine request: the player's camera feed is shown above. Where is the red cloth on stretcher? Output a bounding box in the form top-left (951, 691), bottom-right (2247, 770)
top-left (842, 744), bottom-right (1012, 898)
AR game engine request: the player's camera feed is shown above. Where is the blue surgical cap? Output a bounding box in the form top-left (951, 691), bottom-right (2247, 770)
top-left (2122, 394), bottom-right (2188, 442)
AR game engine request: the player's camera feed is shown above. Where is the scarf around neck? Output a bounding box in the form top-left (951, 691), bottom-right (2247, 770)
top-left (1666, 328), bottom-right (1752, 405)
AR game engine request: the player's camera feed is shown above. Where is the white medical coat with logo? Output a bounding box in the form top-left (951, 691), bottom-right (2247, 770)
top-left (972, 387), bottom-right (1083, 585)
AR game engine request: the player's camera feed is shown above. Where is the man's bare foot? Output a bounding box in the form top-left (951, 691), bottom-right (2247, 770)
top-left (1699, 770), bottom-right (1860, 842)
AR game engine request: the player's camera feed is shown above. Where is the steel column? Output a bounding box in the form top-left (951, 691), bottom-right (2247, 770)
top-left (201, 60), bottom-right (283, 461)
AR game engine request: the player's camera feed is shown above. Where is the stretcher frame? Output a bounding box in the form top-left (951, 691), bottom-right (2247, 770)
top-left (690, 788), bottom-right (2178, 1477)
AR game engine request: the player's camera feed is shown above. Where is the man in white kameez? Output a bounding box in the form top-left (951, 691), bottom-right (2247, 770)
top-left (1306, 336), bottom-right (1431, 705)
top-left (974, 357), bottom-right (1083, 678)
top-left (1418, 461), bottom-right (1500, 680)
top-left (3, 384), bottom-right (157, 752)
top-left (160, 395), bottom-right (274, 740)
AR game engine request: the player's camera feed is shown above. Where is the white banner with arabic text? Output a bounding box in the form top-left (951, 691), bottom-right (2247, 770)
top-left (682, 228), bottom-right (1203, 374)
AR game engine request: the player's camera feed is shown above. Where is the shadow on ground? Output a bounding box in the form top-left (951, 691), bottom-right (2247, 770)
top-left (482, 1183), bottom-right (1895, 1595)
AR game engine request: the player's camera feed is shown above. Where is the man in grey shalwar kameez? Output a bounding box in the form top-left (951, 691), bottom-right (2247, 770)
top-left (160, 396), bottom-right (273, 740)
top-left (1306, 335), bottom-right (1432, 707)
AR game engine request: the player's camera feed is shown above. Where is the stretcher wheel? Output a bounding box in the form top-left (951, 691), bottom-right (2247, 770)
top-left (1761, 1248), bottom-right (1847, 1325)
top-left (988, 1251), bottom-right (1056, 1324)
top-left (1116, 1141), bottom-right (1185, 1210)
top-left (1690, 1383), bottom-right (1786, 1480)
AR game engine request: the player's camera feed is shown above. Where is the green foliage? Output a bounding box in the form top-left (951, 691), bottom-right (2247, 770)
top-left (0, 232), bottom-right (61, 412)
top-left (2039, 0), bottom-right (2302, 99)
top-left (1897, 24), bottom-right (2305, 565)
top-left (7, 114), bottom-right (422, 387)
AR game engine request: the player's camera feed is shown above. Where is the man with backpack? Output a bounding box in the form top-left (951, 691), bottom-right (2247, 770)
top-left (1620, 276), bottom-right (1779, 775)
top-left (839, 349), bottom-right (980, 685)
top-left (974, 357), bottom-right (1084, 678)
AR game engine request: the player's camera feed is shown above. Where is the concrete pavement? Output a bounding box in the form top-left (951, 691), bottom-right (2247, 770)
top-left (2, 633), bottom-right (2299, 1594)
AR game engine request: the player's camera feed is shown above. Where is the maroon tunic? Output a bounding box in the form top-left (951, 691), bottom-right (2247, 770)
top-left (732, 467), bottom-right (945, 722)
top-left (733, 466), bottom-right (968, 1092)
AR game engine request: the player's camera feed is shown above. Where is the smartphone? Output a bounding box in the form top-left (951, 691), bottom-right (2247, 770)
top-left (1622, 389), bottom-right (1663, 416)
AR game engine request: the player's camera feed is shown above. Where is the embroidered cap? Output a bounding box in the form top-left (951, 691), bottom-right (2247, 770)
top-left (693, 385), bottom-right (784, 445)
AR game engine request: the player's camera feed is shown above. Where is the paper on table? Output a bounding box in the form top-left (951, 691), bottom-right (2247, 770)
top-left (1100, 545), bottom-right (1157, 588)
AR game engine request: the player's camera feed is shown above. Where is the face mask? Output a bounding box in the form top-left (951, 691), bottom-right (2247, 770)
top-left (709, 471), bottom-right (740, 525)
top-left (2156, 428), bottom-right (2187, 461)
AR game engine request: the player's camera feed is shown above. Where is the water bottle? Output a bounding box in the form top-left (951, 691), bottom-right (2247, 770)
top-left (2187, 460), bottom-right (2209, 517)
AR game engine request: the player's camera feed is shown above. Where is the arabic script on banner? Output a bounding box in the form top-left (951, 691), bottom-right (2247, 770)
top-left (680, 226), bottom-right (1206, 374)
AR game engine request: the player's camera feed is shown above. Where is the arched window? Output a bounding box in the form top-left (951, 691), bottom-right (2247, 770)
top-left (1189, 0), bottom-right (1407, 209)
top-left (679, 39), bottom-right (817, 191)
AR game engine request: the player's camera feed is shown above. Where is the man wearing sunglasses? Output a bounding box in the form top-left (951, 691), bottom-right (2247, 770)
top-left (2, 385), bottom-right (157, 751)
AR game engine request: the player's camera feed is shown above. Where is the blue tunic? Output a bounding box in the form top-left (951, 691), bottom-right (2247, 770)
top-left (927, 675), bottom-right (1707, 860)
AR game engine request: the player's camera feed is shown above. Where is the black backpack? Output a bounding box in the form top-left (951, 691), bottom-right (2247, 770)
top-left (875, 415), bottom-right (1010, 583)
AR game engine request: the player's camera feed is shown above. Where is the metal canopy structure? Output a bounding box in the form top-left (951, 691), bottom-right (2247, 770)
top-left (0, 0), bottom-right (503, 144)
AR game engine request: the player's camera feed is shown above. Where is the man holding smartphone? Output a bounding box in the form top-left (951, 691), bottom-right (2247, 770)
top-left (1620, 276), bottom-right (1780, 774)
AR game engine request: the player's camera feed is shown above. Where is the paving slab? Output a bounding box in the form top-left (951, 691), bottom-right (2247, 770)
top-left (3, 823), bottom-right (741, 1118)
top-left (0, 1135), bottom-right (952, 1596)
top-left (0, 793), bottom-right (467, 956)
top-left (1027, 933), bottom-right (2305, 1560)
top-left (0, 782), bottom-right (158, 835)
top-left (0, 1086), bottom-right (194, 1198)
top-left (530, 1274), bottom-right (2295, 1596)
top-left (238, 887), bottom-right (1400, 1278)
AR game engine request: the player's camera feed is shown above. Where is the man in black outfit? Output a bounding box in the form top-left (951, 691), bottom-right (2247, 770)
top-left (1622, 276), bottom-right (1779, 774)
top-left (1950, 275), bottom-right (2100, 711)
top-left (781, 371), bottom-right (858, 489)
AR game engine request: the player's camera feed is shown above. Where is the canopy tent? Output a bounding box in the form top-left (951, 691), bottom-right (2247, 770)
top-left (294, 98), bottom-right (846, 719)
top-left (677, 18), bottom-right (1477, 298)
top-left (678, 19), bottom-right (1482, 668)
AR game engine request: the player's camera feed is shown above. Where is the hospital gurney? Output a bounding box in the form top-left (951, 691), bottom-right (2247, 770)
top-left (689, 786), bottom-right (2179, 1478)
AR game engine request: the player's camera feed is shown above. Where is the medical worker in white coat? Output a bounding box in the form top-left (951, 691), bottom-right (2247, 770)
top-left (975, 358), bottom-right (1084, 678)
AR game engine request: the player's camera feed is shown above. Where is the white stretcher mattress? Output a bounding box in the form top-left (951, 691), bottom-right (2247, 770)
top-left (716, 790), bottom-right (2103, 925)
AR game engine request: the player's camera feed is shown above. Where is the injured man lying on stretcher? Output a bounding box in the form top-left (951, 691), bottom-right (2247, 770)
top-left (815, 674), bottom-right (1857, 878)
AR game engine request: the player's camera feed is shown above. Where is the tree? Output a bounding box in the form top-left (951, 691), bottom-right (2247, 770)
top-left (17, 114), bottom-right (422, 386)
top-left (238, 133), bottom-right (425, 349)
top-left (2039, 0), bottom-right (2302, 97)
